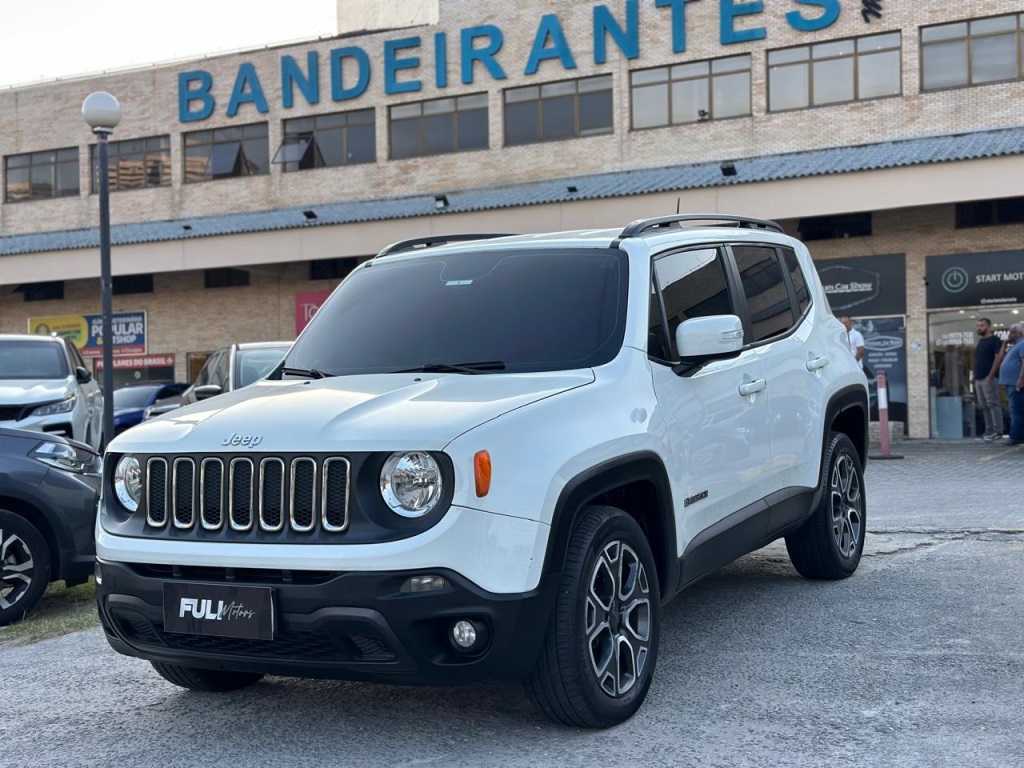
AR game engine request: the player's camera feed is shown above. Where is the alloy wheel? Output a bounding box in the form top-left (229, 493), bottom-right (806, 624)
top-left (585, 540), bottom-right (652, 698)
top-left (830, 453), bottom-right (863, 559)
top-left (0, 528), bottom-right (35, 611)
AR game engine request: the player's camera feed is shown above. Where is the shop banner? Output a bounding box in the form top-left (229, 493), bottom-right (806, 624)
top-left (816, 254), bottom-right (906, 317)
top-left (926, 250), bottom-right (1024, 309)
top-left (295, 290), bottom-right (331, 334)
top-left (854, 316), bottom-right (907, 426)
top-left (28, 311), bottom-right (147, 358)
top-left (95, 354), bottom-right (175, 371)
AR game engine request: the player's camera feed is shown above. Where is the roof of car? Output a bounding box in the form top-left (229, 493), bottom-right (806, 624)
top-left (235, 341), bottom-right (292, 350)
top-left (0, 333), bottom-right (65, 343)
top-left (373, 223), bottom-right (796, 263)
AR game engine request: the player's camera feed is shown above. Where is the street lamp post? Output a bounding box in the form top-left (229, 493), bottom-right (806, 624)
top-left (82, 92), bottom-right (121, 450)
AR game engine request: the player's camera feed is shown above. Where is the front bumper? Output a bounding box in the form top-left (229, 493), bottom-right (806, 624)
top-left (96, 560), bottom-right (557, 685)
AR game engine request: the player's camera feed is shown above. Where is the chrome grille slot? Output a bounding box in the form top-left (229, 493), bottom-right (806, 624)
top-left (290, 458), bottom-right (316, 532)
top-left (146, 458), bottom-right (168, 527)
top-left (259, 458), bottom-right (286, 532)
top-left (172, 458), bottom-right (196, 529)
top-left (229, 458), bottom-right (255, 531)
top-left (200, 458), bottom-right (224, 530)
top-left (322, 458), bottom-right (350, 532)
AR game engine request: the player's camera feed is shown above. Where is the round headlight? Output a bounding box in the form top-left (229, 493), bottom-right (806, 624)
top-left (380, 452), bottom-right (442, 518)
top-left (114, 454), bottom-right (143, 512)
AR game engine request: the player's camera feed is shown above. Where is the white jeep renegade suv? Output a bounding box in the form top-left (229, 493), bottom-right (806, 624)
top-left (96, 215), bottom-right (868, 728)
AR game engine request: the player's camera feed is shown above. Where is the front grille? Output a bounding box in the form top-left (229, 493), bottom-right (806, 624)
top-left (144, 455), bottom-right (350, 537)
top-left (0, 405), bottom-right (24, 421)
top-left (115, 614), bottom-right (395, 662)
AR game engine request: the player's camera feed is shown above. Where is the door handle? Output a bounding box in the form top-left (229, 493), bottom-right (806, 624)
top-left (738, 379), bottom-right (767, 397)
top-left (806, 356), bottom-right (830, 372)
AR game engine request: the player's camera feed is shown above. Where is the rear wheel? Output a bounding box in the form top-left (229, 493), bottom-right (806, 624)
top-left (151, 661), bottom-right (264, 692)
top-left (0, 510), bottom-right (52, 626)
top-left (786, 432), bottom-right (866, 580)
top-left (524, 505), bottom-right (660, 728)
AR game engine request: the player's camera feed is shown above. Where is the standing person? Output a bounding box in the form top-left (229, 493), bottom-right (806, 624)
top-left (839, 316), bottom-right (865, 370)
top-left (997, 323), bottom-right (1024, 446)
top-left (974, 318), bottom-right (1005, 440)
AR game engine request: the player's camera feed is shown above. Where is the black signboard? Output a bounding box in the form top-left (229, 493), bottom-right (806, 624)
top-left (815, 254), bottom-right (906, 317)
top-left (854, 316), bottom-right (907, 426)
top-left (163, 582), bottom-right (274, 640)
top-left (926, 250), bottom-right (1024, 309)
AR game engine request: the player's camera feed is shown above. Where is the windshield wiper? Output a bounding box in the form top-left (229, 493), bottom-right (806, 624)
top-left (279, 366), bottom-right (333, 379)
top-left (394, 361), bottom-right (507, 375)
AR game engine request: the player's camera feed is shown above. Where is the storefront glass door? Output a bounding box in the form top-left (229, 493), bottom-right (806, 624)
top-left (928, 307), bottom-right (1022, 437)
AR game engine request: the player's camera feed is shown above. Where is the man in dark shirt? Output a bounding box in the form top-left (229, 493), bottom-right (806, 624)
top-left (974, 318), bottom-right (1004, 440)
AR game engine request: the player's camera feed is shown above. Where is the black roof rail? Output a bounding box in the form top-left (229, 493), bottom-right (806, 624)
top-left (375, 233), bottom-right (516, 259)
top-left (617, 214), bottom-right (785, 239)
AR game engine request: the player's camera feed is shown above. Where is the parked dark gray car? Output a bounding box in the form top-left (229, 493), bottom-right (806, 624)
top-left (0, 427), bottom-right (100, 625)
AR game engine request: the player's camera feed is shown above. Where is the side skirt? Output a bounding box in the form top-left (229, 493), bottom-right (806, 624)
top-left (675, 487), bottom-right (816, 593)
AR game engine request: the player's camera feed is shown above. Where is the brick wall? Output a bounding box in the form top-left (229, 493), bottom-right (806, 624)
top-left (1, 0), bottom-right (1022, 236)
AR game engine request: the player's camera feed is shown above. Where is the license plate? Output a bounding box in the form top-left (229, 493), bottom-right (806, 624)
top-left (163, 582), bottom-right (274, 640)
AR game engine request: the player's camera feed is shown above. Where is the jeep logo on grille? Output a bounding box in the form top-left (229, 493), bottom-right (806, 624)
top-left (221, 432), bottom-right (263, 448)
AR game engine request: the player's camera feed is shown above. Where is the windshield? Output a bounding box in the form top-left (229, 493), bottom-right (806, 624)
top-left (113, 385), bottom-right (160, 409)
top-left (236, 347), bottom-right (289, 388)
top-left (283, 248), bottom-right (628, 376)
top-left (0, 341), bottom-right (69, 380)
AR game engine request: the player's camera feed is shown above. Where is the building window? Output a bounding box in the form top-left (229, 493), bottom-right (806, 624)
top-left (204, 268), bottom-right (250, 288)
top-left (956, 197), bottom-right (1024, 228)
top-left (768, 32), bottom-right (901, 112)
top-left (504, 75), bottom-right (613, 146)
top-left (310, 257), bottom-right (359, 281)
top-left (922, 14), bottom-right (1024, 91)
top-left (112, 274), bottom-right (154, 295)
top-left (184, 123), bottom-right (269, 183)
top-left (17, 281), bottom-right (65, 302)
top-left (4, 148), bottom-right (79, 203)
top-left (632, 55), bottom-right (751, 129)
top-left (274, 110), bottom-right (376, 172)
top-left (91, 136), bottom-right (170, 192)
top-left (797, 213), bottom-right (873, 241)
top-left (389, 94), bottom-right (488, 160)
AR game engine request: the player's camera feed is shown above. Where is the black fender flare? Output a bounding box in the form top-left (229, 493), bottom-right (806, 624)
top-left (540, 451), bottom-right (679, 598)
top-left (813, 384), bottom-right (869, 509)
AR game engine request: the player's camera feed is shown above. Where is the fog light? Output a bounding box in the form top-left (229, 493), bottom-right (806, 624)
top-left (451, 620), bottom-right (478, 649)
top-left (400, 575), bottom-right (451, 593)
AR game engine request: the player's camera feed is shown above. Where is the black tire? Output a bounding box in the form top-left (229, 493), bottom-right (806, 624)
top-left (0, 509), bottom-right (52, 627)
top-left (524, 505), bottom-right (660, 728)
top-left (150, 662), bottom-right (264, 692)
top-left (786, 432), bottom-right (866, 580)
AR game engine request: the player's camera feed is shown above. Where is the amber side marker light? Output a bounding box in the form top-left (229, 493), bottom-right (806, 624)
top-left (474, 451), bottom-right (492, 497)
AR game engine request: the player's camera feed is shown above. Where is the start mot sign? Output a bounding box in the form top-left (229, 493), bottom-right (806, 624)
top-left (178, 0), bottom-right (854, 122)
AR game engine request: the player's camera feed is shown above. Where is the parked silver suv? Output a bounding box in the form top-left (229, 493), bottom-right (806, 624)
top-left (0, 334), bottom-right (104, 451)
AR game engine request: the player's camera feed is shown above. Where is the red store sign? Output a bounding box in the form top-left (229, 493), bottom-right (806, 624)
top-left (295, 290), bottom-right (331, 334)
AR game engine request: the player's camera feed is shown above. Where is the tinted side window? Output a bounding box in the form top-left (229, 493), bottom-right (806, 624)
top-left (782, 248), bottom-right (811, 314)
top-left (213, 352), bottom-right (232, 389)
top-left (733, 246), bottom-right (795, 342)
top-left (194, 352), bottom-right (219, 387)
top-left (67, 341), bottom-right (86, 370)
top-left (650, 248), bottom-right (733, 360)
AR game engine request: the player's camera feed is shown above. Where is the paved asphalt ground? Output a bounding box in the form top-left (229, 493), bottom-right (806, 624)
top-left (2, 441), bottom-right (1022, 768)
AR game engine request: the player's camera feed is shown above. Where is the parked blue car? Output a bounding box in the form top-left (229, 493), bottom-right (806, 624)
top-left (112, 382), bottom-right (189, 435)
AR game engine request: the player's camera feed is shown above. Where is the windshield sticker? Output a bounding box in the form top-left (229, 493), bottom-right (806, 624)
top-left (445, 280), bottom-right (474, 286)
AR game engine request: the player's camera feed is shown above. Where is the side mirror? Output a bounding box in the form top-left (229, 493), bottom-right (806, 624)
top-left (675, 315), bottom-right (744, 360)
top-left (75, 366), bottom-right (92, 384)
top-left (194, 384), bottom-right (223, 401)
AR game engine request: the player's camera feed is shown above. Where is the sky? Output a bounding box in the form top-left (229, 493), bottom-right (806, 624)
top-left (0, 0), bottom-right (339, 88)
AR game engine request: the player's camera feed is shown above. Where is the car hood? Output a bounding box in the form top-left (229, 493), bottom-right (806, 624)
top-left (111, 371), bottom-right (595, 453)
top-left (0, 378), bottom-right (73, 405)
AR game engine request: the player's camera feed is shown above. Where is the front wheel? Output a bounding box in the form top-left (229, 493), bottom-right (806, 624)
top-left (524, 505), bottom-right (660, 728)
top-left (0, 510), bottom-right (52, 626)
top-left (151, 662), bottom-right (264, 692)
top-left (785, 432), bottom-right (866, 580)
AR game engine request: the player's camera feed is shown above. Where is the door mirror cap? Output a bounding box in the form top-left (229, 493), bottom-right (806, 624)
top-left (675, 315), bottom-right (744, 359)
top-left (194, 384), bottom-right (223, 401)
top-left (75, 366), bottom-right (92, 384)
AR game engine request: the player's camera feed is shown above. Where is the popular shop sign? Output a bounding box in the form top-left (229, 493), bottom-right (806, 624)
top-left (27, 311), bottom-right (147, 358)
top-left (926, 251), bottom-right (1024, 309)
top-left (179, 0), bottom-right (843, 122)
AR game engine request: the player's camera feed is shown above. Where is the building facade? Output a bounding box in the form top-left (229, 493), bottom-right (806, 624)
top-left (2, 0), bottom-right (1023, 438)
